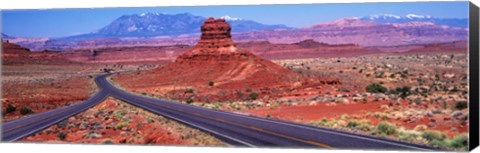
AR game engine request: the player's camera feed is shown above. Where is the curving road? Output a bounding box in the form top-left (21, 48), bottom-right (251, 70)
top-left (2, 73), bottom-right (436, 150)
top-left (1, 74), bottom-right (111, 141)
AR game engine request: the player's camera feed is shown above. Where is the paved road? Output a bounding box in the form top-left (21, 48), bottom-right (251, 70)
top-left (2, 73), bottom-right (436, 150)
top-left (1, 74), bottom-right (111, 141)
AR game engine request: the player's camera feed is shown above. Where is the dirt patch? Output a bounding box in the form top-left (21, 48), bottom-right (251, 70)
top-left (21, 97), bottom-right (226, 146)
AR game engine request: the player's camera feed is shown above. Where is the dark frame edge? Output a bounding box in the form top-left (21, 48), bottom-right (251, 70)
top-left (469, 1), bottom-right (479, 151)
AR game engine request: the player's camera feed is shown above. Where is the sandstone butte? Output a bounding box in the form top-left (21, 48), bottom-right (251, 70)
top-left (116, 18), bottom-right (340, 101)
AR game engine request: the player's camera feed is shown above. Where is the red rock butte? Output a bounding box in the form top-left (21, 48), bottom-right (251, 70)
top-left (115, 18), bottom-right (340, 102)
top-left (196, 18), bottom-right (236, 53)
top-left (176, 18), bottom-right (241, 63)
top-left (166, 18), bottom-right (317, 87)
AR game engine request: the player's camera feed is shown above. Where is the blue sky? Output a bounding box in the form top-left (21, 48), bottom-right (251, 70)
top-left (2, 1), bottom-right (469, 38)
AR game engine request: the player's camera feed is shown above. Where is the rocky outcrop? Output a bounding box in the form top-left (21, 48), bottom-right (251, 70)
top-left (118, 18), bottom-right (340, 102)
top-left (176, 18), bottom-right (242, 63)
top-left (2, 42), bottom-right (72, 65)
top-left (160, 18), bottom-right (317, 88)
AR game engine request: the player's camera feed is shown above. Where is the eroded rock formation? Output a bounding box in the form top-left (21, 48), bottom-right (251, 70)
top-left (115, 18), bottom-right (340, 102)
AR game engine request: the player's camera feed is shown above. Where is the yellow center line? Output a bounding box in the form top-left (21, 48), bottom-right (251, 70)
top-left (145, 100), bottom-right (334, 149)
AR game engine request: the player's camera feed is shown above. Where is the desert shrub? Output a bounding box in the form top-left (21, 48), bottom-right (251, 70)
top-left (184, 89), bottom-right (194, 94)
top-left (142, 92), bottom-right (147, 95)
top-left (422, 130), bottom-right (447, 141)
top-left (357, 121), bottom-right (374, 131)
top-left (429, 140), bottom-right (448, 148)
top-left (454, 101), bottom-right (468, 110)
top-left (413, 124), bottom-right (428, 131)
top-left (366, 83), bottom-right (387, 93)
top-left (392, 86), bottom-right (411, 99)
top-left (399, 131), bottom-right (418, 142)
top-left (432, 109), bottom-right (442, 114)
top-left (236, 91), bottom-right (244, 98)
top-left (20, 108), bottom-right (33, 115)
top-left (186, 99), bottom-right (194, 104)
top-left (270, 104), bottom-right (279, 109)
top-left (346, 120), bottom-right (359, 129)
top-left (400, 134), bottom-right (412, 142)
top-left (249, 92), bottom-right (259, 100)
top-left (389, 73), bottom-right (395, 78)
top-left (102, 139), bottom-right (114, 144)
top-left (448, 134), bottom-right (469, 149)
top-left (316, 118), bottom-right (329, 127)
top-left (442, 101), bottom-right (447, 109)
top-left (376, 122), bottom-right (397, 136)
top-left (114, 110), bottom-right (128, 119)
top-left (266, 114), bottom-right (271, 119)
top-left (375, 72), bottom-right (385, 78)
top-left (5, 104), bottom-right (16, 114)
top-left (57, 132), bottom-right (67, 141)
top-left (208, 81), bottom-right (214, 86)
top-left (116, 122), bottom-right (128, 129)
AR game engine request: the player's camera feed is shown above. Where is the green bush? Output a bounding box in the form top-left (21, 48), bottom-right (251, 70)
top-left (186, 99), bottom-right (194, 104)
top-left (429, 140), bottom-right (448, 148)
top-left (57, 132), bottom-right (67, 141)
top-left (116, 122), bottom-right (128, 129)
top-left (102, 139), bottom-right (114, 144)
top-left (389, 73), bottom-right (395, 78)
top-left (400, 133), bottom-right (414, 142)
top-left (448, 134), bottom-right (469, 149)
top-left (5, 104), bottom-right (16, 114)
top-left (346, 120), bottom-right (359, 129)
top-left (376, 122), bottom-right (397, 136)
top-left (208, 81), bottom-right (214, 86)
top-left (366, 83), bottom-right (387, 93)
top-left (184, 89), bottom-right (194, 94)
top-left (357, 121), bottom-right (374, 132)
top-left (114, 110), bottom-right (128, 118)
top-left (454, 101), bottom-right (468, 110)
top-left (316, 119), bottom-right (329, 127)
top-left (422, 130), bottom-right (447, 141)
top-left (392, 86), bottom-right (411, 99)
top-left (20, 108), bottom-right (33, 115)
top-left (249, 92), bottom-right (259, 100)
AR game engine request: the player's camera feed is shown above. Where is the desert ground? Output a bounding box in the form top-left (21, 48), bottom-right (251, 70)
top-left (2, 39), bottom-right (469, 150)
top-left (22, 97), bottom-right (225, 146)
top-left (111, 51), bottom-right (469, 151)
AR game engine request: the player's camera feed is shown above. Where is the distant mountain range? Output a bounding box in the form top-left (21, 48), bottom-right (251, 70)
top-left (359, 14), bottom-right (468, 28)
top-left (2, 13), bottom-right (469, 51)
top-left (2, 33), bottom-right (14, 39)
top-left (56, 13), bottom-right (292, 42)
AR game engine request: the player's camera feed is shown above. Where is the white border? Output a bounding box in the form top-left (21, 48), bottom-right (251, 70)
top-left (0, 0), bottom-right (474, 10)
top-left (1, 0), bottom-right (479, 153)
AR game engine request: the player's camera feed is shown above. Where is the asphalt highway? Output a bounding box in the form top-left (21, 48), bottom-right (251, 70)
top-left (2, 73), bottom-right (436, 150)
top-left (1, 75), bottom-right (110, 141)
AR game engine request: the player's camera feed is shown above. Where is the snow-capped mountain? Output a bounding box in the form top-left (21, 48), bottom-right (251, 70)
top-left (57, 12), bottom-right (291, 41)
top-left (220, 15), bottom-right (242, 21)
top-left (359, 14), bottom-right (468, 28)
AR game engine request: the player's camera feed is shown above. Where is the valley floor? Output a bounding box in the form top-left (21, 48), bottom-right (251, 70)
top-left (111, 52), bottom-right (470, 151)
